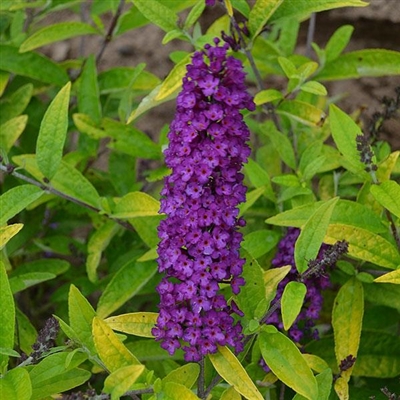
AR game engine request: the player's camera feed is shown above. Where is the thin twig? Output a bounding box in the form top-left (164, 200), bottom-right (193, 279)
top-left (204, 373), bottom-right (222, 399)
top-left (0, 162), bottom-right (135, 232)
top-left (96, 0), bottom-right (126, 64)
top-left (385, 209), bottom-right (400, 249)
top-left (224, 3), bottom-right (282, 131)
top-left (198, 356), bottom-right (206, 399)
top-left (305, 13), bottom-right (316, 58)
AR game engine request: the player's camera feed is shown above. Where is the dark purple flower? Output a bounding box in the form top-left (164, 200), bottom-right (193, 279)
top-left (153, 39), bottom-right (254, 361)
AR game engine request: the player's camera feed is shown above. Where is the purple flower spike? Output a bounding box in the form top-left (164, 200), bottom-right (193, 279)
top-left (153, 40), bottom-right (254, 361)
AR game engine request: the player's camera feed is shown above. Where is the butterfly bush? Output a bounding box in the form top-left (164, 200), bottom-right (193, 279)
top-left (152, 39), bottom-right (255, 362)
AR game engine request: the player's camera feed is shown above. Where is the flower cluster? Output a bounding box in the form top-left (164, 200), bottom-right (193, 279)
top-left (265, 228), bottom-right (332, 343)
top-left (152, 39), bottom-right (255, 362)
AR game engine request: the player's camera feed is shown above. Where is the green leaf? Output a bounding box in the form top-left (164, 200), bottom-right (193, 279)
top-left (374, 269), bottom-right (400, 284)
top-left (277, 100), bottom-right (326, 126)
top-left (155, 53), bottom-right (191, 101)
top-left (293, 369), bottom-right (332, 400)
top-left (248, 0), bottom-right (284, 39)
top-left (259, 331), bottom-right (318, 400)
top-left (370, 180), bottom-right (400, 219)
top-left (12, 155), bottom-right (100, 208)
top-left (20, 22), bottom-right (99, 52)
top-left (78, 54), bottom-right (101, 124)
top-left (0, 83), bottom-right (32, 126)
top-left (265, 199), bottom-right (386, 233)
top-left (103, 365), bottom-right (145, 399)
top-left (0, 261), bottom-right (15, 372)
top-left (105, 312), bottom-right (158, 338)
top-left (278, 56), bottom-right (297, 78)
top-left (317, 49), bottom-right (400, 80)
top-left (9, 272), bottom-right (56, 293)
top-left (254, 89), bottom-right (283, 105)
top-left (300, 80), bottom-right (327, 96)
top-left (262, 122), bottom-right (296, 170)
top-left (10, 258), bottom-right (69, 277)
top-left (237, 251), bottom-right (268, 320)
top-left (302, 354), bottom-right (330, 374)
top-left (242, 229), bottom-right (280, 259)
top-left (92, 317), bottom-right (141, 372)
top-left (0, 71), bottom-right (9, 97)
top-left (363, 282), bottom-right (400, 310)
top-left (130, 215), bottom-right (163, 248)
top-left (97, 260), bottom-right (157, 318)
top-left (73, 113), bottom-right (104, 139)
top-left (103, 118), bottom-right (161, 159)
top-left (325, 224), bottom-right (400, 269)
top-left (329, 104), bottom-right (368, 175)
top-left (87, 221), bottom-right (120, 282)
top-left (134, 0), bottom-right (178, 32)
top-left (332, 278), bottom-right (364, 399)
top-left (294, 197), bottom-right (339, 273)
top-left (209, 346), bottom-right (264, 400)
top-left (269, 0), bottom-right (367, 22)
top-left (0, 368), bottom-right (31, 400)
top-left (281, 281), bottom-right (307, 330)
top-left (0, 45), bottom-right (68, 85)
top-left (0, 115), bottom-right (28, 153)
top-left (69, 284), bottom-right (96, 354)
top-left (162, 363), bottom-right (199, 388)
top-left (0, 224), bottom-right (23, 249)
top-left (29, 353), bottom-right (90, 400)
top-left (184, 0), bottom-right (205, 29)
top-left (0, 185), bottom-right (43, 226)
top-left (325, 25), bottom-right (354, 62)
top-left (36, 81), bottom-right (71, 180)
top-left (244, 158), bottom-right (275, 201)
top-left (163, 382), bottom-right (200, 400)
top-left (15, 308), bottom-right (37, 355)
top-left (112, 192), bottom-right (160, 219)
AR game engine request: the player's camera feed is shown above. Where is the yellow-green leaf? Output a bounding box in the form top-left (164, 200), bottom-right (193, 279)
top-left (374, 269), bottom-right (400, 284)
top-left (254, 88), bottom-right (283, 105)
top-left (86, 221), bottom-right (120, 282)
top-left (325, 223), bottom-right (400, 269)
top-left (134, 0), bottom-right (178, 32)
top-left (332, 278), bottom-right (364, 400)
top-left (370, 180), bottom-right (400, 219)
top-left (259, 331), bottom-right (318, 400)
top-left (162, 363), bottom-right (199, 389)
top-left (281, 281), bottom-right (307, 330)
top-left (295, 197), bottom-right (339, 273)
top-left (317, 49), bottom-right (400, 81)
top-left (0, 115), bottom-right (28, 153)
top-left (163, 382), bottom-right (200, 400)
top-left (0, 184), bottom-right (43, 226)
top-left (20, 22), bottom-right (99, 52)
top-left (248, 0), bottom-right (284, 39)
top-left (0, 223), bottom-right (23, 249)
top-left (302, 354), bottom-right (330, 374)
top-left (69, 284), bottom-right (96, 354)
top-left (92, 317), bottom-right (141, 372)
top-left (269, 0), bottom-right (367, 23)
top-left (209, 346), bottom-right (264, 400)
top-left (103, 365), bottom-right (145, 399)
top-left (264, 265), bottom-right (291, 307)
top-left (0, 261), bottom-right (15, 372)
top-left (112, 192), bottom-right (160, 219)
top-left (293, 369), bottom-right (332, 400)
top-left (105, 312), bottom-right (158, 338)
top-left (329, 104), bottom-right (369, 176)
top-left (155, 53), bottom-right (191, 101)
top-left (0, 368), bottom-right (31, 400)
top-left (36, 82), bottom-right (71, 180)
top-left (278, 100), bottom-right (326, 126)
top-left (220, 386), bottom-right (242, 400)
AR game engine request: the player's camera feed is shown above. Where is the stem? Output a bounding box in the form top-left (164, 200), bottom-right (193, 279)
top-left (96, 0), bottom-right (125, 64)
top-left (198, 356), bottom-right (206, 399)
top-left (386, 209), bottom-right (400, 249)
top-left (0, 162), bottom-right (135, 232)
top-left (204, 373), bottom-right (222, 399)
top-left (224, 3), bottom-right (282, 131)
top-left (305, 13), bottom-right (316, 58)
